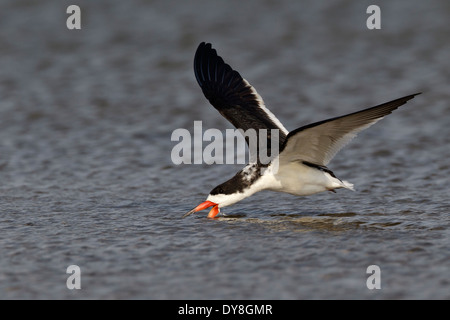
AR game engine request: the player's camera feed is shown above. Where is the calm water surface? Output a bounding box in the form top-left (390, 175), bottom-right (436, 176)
top-left (0, 0), bottom-right (448, 299)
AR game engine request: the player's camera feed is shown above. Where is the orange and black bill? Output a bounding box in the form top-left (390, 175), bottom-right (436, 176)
top-left (183, 201), bottom-right (220, 218)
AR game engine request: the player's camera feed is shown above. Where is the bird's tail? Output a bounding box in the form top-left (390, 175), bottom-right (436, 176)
top-left (341, 180), bottom-right (355, 191)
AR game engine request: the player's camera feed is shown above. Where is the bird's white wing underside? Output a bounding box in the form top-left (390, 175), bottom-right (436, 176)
top-left (280, 93), bottom-right (420, 166)
top-left (280, 117), bottom-right (381, 166)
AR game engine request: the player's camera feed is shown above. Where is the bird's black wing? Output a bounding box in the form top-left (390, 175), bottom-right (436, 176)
top-left (194, 42), bottom-right (288, 163)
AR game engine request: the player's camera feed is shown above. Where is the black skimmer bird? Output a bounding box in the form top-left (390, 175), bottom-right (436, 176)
top-left (184, 42), bottom-right (420, 219)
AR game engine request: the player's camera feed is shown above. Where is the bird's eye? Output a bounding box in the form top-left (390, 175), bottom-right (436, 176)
top-left (211, 186), bottom-right (225, 195)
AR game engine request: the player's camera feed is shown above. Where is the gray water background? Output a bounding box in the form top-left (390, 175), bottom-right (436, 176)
top-left (0, 0), bottom-right (449, 299)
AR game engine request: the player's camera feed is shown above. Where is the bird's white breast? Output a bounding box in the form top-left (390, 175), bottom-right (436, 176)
top-left (266, 160), bottom-right (345, 196)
